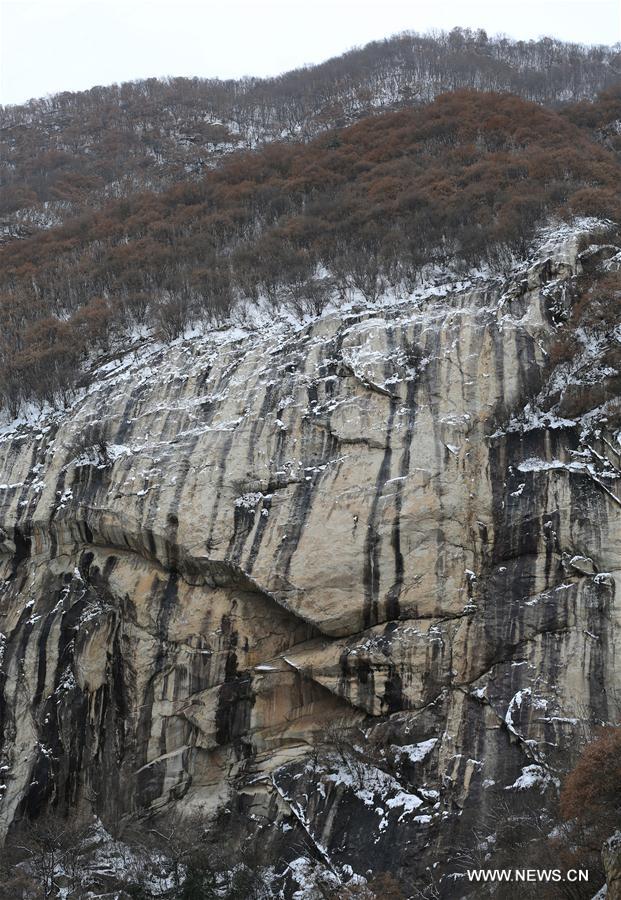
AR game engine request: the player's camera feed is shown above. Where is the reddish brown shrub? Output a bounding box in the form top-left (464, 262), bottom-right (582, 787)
top-left (560, 726), bottom-right (621, 825)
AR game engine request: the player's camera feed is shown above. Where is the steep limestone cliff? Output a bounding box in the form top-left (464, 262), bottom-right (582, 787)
top-left (1, 221), bottom-right (620, 896)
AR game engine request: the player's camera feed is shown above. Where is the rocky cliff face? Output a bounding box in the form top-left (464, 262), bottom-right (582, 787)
top-left (1, 222), bottom-right (620, 897)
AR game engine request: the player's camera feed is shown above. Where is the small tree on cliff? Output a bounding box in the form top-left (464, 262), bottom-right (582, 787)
top-left (132, 812), bottom-right (218, 898)
top-left (1, 814), bottom-right (92, 899)
top-left (560, 725), bottom-right (621, 841)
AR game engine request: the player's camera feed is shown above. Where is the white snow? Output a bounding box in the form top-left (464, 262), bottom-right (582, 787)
top-left (504, 689), bottom-right (531, 735)
top-left (393, 738), bottom-right (438, 764)
top-left (505, 764), bottom-right (560, 792)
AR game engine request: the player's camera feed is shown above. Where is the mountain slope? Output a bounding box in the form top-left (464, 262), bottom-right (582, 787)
top-left (1, 89), bottom-right (620, 416)
top-left (2, 28), bottom-right (620, 230)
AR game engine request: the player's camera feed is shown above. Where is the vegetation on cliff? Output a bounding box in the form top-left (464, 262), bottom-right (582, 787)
top-left (1, 87), bottom-right (620, 413)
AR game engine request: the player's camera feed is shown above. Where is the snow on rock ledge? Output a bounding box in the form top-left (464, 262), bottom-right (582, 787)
top-left (0, 222), bottom-right (620, 894)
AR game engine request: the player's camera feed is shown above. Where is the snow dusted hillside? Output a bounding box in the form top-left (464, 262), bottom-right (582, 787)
top-left (2, 28), bottom-right (620, 234)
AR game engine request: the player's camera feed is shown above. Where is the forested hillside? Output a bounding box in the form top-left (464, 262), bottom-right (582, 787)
top-left (2, 28), bottom-right (620, 230)
top-left (2, 80), bottom-right (621, 416)
top-left (1, 87), bottom-right (620, 413)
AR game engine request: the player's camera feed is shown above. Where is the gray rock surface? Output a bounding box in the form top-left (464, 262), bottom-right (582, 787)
top-left (0, 221), bottom-right (620, 896)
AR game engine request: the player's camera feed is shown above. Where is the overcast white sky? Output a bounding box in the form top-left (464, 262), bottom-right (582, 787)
top-left (1, 0), bottom-right (620, 106)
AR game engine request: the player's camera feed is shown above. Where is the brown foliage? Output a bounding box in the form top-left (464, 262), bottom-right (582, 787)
top-left (325, 872), bottom-right (405, 899)
top-left (1, 89), bottom-right (621, 411)
top-left (560, 726), bottom-right (621, 826)
top-left (3, 33), bottom-right (617, 223)
top-left (563, 85), bottom-right (621, 131)
top-left (548, 270), bottom-right (621, 374)
top-left (570, 272), bottom-right (621, 331)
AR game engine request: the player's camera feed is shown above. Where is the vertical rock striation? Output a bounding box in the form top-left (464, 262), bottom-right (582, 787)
top-left (0, 222), bottom-right (619, 895)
